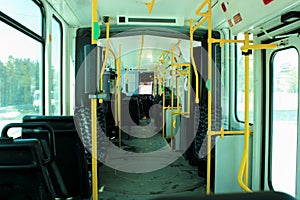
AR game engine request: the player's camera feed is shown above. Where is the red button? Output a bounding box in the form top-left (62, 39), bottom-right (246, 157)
top-left (263, 0), bottom-right (273, 5)
top-left (221, 2), bottom-right (227, 12)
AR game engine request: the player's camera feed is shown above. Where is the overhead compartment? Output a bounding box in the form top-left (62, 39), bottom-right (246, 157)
top-left (218, 0), bottom-right (300, 35)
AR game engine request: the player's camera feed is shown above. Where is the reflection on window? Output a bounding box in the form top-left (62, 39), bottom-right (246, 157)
top-left (0, 0), bottom-right (42, 36)
top-left (270, 48), bottom-right (298, 197)
top-left (236, 33), bottom-right (254, 123)
top-left (50, 16), bottom-right (62, 115)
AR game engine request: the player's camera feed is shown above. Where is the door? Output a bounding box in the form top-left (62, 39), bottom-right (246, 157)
top-left (265, 35), bottom-right (300, 198)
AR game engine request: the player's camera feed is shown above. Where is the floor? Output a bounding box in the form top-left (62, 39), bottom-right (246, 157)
top-left (98, 119), bottom-right (206, 200)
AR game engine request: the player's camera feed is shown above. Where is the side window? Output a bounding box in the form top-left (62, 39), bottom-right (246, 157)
top-left (0, 0), bottom-right (44, 137)
top-left (50, 16), bottom-right (62, 115)
top-left (269, 47), bottom-right (298, 197)
top-left (235, 33), bottom-right (254, 123)
top-left (0, 0), bottom-right (43, 36)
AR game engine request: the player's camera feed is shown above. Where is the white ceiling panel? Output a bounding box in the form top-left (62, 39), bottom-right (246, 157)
top-left (46, 0), bottom-right (220, 27)
top-left (98, 0), bottom-right (203, 22)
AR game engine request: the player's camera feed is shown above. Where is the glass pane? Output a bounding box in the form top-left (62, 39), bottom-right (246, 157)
top-left (50, 17), bottom-right (62, 115)
top-left (236, 33), bottom-right (254, 123)
top-left (271, 48), bottom-right (298, 197)
top-left (0, 0), bottom-right (42, 36)
top-left (0, 21), bottom-right (42, 138)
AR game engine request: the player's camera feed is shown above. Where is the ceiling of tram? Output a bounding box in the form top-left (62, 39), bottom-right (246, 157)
top-left (98, 34), bottom-right (201, 70)
top-left (46, 0), bottom-right (221, 27)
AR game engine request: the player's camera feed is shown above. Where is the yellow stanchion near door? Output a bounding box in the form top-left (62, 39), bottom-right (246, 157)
top-left (237, 32), bottom-right (251, 192)
top-left (91, 98), bottom-right (98, 200)
top-left (190, 0), bottom-right (278, 195)
top-left (237, 33), bottom-right (277, 192)
top-left (117, 44), bottom-right (122, 148)
top-left (91, 1), bottom-right (99, 199)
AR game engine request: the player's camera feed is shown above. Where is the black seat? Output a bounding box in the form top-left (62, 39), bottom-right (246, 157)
top-left (22, 115), bottom-right (91, 199)
top-left (121, 95), bottom-right (140, 127)
top-left (150, 191), bottom-right (296, 200)
top-left (0, 123), bottom-right (55, 200)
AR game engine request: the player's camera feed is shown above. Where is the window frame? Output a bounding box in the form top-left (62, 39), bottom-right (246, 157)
top-left (234, 34), bottom-right (254, 125)
top-left (268, 46), bottom-right (299, 193)
top-left (51, 14), bottom-right (63, 115)
top-left (0, 0), bottom-right (46, 114)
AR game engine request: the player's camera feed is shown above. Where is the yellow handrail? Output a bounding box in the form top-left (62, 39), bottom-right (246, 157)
top-left (187, 64), bottom-right (191, 116)
top-left (91, 98), bottom-right (98, 200)
top-left (138, 35), bottom-right (144, 71)
top-left (206, 0), bottom-right (213, 194)
top-left (192, 17), bottom-right (208, 33)
top-left (125, 66), bottom-right (128, 94)
top-left (162, 76), bottom-right (166, 138)
top-left (117, 44), bottom-right (122, 147)
top-left (236, 33), bottom-right (251, 192)
top-left (91, 1), bottom-right (98, 199)
top-left (190, 0), bottom-right (278, 195)
top-left (146, 0), bottom-right (155, 14)
top-left (91, 0), bottom-right (98, 45)
top-left (241, 44), bottom-right (277, 51)
top-left (100, 19), bottom-right (110, 96)
top-left (195, 0), bottom-right (209, 16)
top-left (189, 19), bottom-right (199, 104)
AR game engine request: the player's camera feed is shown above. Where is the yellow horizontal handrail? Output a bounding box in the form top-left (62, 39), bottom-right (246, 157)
top-left (192, 16), bottom-right (208, 33)
top-left (241, 44), bottom-right (277, 51)
top-left (210, 130), bottom-right (253, 136)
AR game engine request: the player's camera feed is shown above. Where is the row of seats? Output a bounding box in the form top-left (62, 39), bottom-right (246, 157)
top-left (0, 116), bottom-right (91, 200)
top-left (151, 191), bottom-right (296, 200)
top-left (0, 115), bottom-right (296, 200)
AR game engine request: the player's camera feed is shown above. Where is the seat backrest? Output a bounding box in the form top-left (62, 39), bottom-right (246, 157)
top-left (22, 115), bottom-right (91, 199)
top-left (150, 191), bottom-right (296, 200)
top-left (121, 95), bottom-right (140, 127)
top-left (0, 137), bottom-right (55, 200)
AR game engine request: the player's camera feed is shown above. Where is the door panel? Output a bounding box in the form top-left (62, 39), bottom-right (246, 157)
top-left (265, 35), bottom-right (300, 198)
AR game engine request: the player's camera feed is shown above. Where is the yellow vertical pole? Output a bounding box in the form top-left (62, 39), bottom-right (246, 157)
top-left (91, 98), bottom-right (98, 200)
top-left (114, 77), bottom-right (118, 126)
top-left (117, 44), bottom-right (122, 147)
top-left (188, 64), bottom-right (191, 116)
top-left (171, 46), bottom-right (174, 110)
top-left (189, 19), bottom-right (200, 104)
top-left (171, 48), bottom-right (175, 149)
top-left (206, 0), bottom-right (212, 195)
top-left (153, 68), bottom-right (157, 96)
top-left (177, 76), bottom-right (180, 110)
top-left (100, 20), bottom-right (110, 94)
top-left (138, 35), bottom-right (144, 71)
top-left (243, 32), bottom-right (250, 186)
top-left (159, 77), bottom-right (162, 96)
top-left (91, 1), bottom-right (98, 199)
top-left (91, 0), bottom-right (98, 45)
top-left (125, 66), bottom-right (128, 95)
top-left (162, 76), bottom-right (165, 138)
top-left (237, 33), bottom-right (252, 192)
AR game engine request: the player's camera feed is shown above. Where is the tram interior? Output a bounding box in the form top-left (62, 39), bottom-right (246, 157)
top-left (0, 0), bottom-right (300, 199)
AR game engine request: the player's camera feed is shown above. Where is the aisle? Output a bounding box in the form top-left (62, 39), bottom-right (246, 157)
top-left (98, 120), bottom-right (206, 200)
top-left (99, 156), bottom-right (205, 200)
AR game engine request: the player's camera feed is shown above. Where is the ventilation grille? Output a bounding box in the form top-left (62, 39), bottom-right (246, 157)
top-left (117, 16), bottom-right (183, 26)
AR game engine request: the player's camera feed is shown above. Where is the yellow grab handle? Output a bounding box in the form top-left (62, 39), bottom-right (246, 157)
top-left (172, 119), bottom-right (176, 129)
